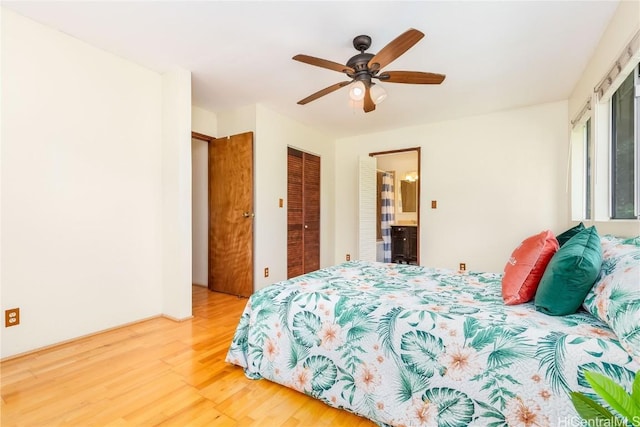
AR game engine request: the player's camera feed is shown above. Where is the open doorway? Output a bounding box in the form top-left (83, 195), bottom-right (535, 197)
top-left (369, 148), bottom-right (421, 264)
top-left (191, 132), bottom-right (213, 288)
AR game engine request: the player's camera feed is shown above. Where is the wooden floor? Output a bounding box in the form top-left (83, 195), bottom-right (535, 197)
top-left (1, 286), bottom-right (375, 426)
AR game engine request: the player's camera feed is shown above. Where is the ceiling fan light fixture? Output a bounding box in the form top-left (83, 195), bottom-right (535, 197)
top-left (348, 80), bottom-right (366, 101)
top-left (370, 84), bottom-right (387, 105)
top-left (348, 99), bottom-right (364, 110)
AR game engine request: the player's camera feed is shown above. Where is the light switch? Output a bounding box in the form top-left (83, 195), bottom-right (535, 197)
top-left (431, 200), bottom-right (437, 209)
top-left (279, 198), bottom-right (284, 208)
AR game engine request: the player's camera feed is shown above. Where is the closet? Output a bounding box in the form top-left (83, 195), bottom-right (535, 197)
top-left (287, 147), bottom-right (320, 278)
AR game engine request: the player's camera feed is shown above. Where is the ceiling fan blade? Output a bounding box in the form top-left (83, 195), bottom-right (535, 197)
top-left (293, 54), bottom-right (354, 74)
top-left (297, 81), bottom-right (351, 105)
top-left (368, 28), bottom-right (424, 71)
top-left (363, 86), bottom-right (375, 113)
top-left (378, 71), bottom-right (446, 84)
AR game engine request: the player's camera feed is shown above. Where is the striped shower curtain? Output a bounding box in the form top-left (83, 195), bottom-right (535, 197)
top-left (381, 172), bottom-right (395, 262)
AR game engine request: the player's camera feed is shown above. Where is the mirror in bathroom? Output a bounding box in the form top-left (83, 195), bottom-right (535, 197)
top-left (400, 179), bottom-right (418, 212)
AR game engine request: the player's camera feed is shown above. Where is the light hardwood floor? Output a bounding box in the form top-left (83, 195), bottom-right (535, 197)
top-left (1, 286), bottom-right (375, 426)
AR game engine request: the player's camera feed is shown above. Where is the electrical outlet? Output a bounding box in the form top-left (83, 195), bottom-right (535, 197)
top-left (459, 263), bottom-right (466, 271)
top-left (431, 200), bottom-right (437, 209)
top-left (264, 267), bottom-right (269, 278)
top-left (5, 308), bottom-right (20, 327)
top-left (346, 254), bottom-right (351, 261)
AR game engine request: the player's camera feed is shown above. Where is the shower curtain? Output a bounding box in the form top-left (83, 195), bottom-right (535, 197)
top-left (381, 172), bottom-right (395, 262)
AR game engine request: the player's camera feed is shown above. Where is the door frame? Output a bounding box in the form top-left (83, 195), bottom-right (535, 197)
top-left (192, 131), bottom-right (214, 290)
top-left (369, 147), bottom-right (421, 264)
top-left (192, 131), bottom-right (214, 143)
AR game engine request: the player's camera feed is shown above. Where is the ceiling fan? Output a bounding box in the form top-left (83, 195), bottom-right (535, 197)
top-left (293, 28), bottom-right (446, 113)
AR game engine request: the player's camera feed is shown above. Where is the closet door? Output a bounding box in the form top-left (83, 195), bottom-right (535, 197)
top-left (303, 152), bottom-right (320, 273)
top-left (287, 148), bottom-right (304, 278)
top-left (287, 148), bottom-right (320, 278)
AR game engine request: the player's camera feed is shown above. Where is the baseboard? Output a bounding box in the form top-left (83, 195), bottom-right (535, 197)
top-left (161, 314), bottom-right (194, 322)
top-left (0, 314), bottom-right (165, 362)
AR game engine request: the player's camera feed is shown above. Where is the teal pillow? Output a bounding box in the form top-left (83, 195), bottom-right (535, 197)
top-left (556, 222), bottom-right (585, 247)
top-left (534, 226), bottom-right (602, 316)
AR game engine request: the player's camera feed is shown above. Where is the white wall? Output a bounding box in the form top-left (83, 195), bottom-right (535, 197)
top-left (217, 105), bottom-right (257, 137)
top-left (0, 9), bottom-right (166, 358)
top-left (191, 103), bottom-right (336, 293)
top-left (192, 106), bottom-right (217, 137)
top-left (253, 105), bottom-right (335, 291)
top-left (1, 10), bottom-right (192, 358)
top-left (335, 101), bottom-right (569, 273)
top-left (190, 107), bottom-right (217, 287)
top-left (161, 68), bottom-right (192, 320)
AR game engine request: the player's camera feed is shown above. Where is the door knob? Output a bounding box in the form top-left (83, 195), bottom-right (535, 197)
top-left (304, 225), bottom-right (308, 229)
top-left (242, 212), bottom-right (254, 218)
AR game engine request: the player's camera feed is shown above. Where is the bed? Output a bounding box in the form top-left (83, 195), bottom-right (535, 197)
top-left (226, 236), bottom-right (639, 426)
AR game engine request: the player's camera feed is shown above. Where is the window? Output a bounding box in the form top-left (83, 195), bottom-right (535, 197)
top-left (570, 114), bottom-right (592, 221)
top-left (584, 118), bottom-right (592, 219)
top-left (610, 64), bottom-right (639, 219)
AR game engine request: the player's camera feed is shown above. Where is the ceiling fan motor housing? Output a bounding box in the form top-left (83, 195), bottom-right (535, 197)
top-left (348, 35), bottom-right (376, 84)
top-left (346, 52), bottom-right (375, 84)
top-left (347, 52), bottom-right (374, 70)
top-left (352, 35), bottom-right (372, 52)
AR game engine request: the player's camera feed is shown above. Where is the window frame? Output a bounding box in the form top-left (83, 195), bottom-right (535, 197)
top-left (609, 64), bottom-right (640, 220)
top-left (569, 107), bottom-right (593, 222)
top-left (584, 118), bottom-right (592, 220)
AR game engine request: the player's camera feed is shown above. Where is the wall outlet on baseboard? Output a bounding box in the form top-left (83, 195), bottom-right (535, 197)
top-left (459, 263), bottom-right (466, 271)
top-left (264, 267), bottom-right (269, 278)
top-left (346, 254), bottom-right (351, 261)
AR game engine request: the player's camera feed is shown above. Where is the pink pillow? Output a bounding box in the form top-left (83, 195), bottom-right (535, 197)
top-left (502, 230), bottom-right (559, 305)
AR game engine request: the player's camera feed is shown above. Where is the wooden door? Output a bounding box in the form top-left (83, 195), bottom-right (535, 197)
top-left (209, 132), bottom-right (254, 297)
top-left (303, 153), bottom-right (320, 273)
top-left (287, 148), bottom-right (320, 278)
top-left (287, 148), bottom-right (304, 278)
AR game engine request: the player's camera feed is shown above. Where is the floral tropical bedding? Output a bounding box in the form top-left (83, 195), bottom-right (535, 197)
top-left (226, 260), bottom-right (638, 427)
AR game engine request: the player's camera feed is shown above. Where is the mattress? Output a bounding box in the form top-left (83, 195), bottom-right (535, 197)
top-left (226, 261), bottom-right (638, 426)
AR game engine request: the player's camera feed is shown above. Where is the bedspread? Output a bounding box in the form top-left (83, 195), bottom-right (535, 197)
top-left (226, 261), bottom-right (638, 427)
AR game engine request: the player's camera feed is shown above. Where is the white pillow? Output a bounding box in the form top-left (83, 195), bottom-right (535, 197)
top-left (583, 236), bottom-right (640, 362)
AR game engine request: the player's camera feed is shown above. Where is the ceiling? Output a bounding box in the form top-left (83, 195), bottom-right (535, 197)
top-left (3, 1), bottom-right (619, 138)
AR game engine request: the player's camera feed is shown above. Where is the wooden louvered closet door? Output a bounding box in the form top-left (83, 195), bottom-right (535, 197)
top-left (287, 148), bottom-right (320, 279)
